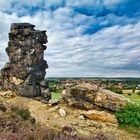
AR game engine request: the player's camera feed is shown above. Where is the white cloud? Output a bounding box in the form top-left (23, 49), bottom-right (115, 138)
top-left (0, 4), bottom-right (140, 77)
top-left (103, 0), bottom-right (123, 6)
top-left (66, 0), bottom-right (123, 8)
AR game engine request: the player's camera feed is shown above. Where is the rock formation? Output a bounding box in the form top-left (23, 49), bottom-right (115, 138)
top-left (82, 110), bottom-right (117, 124)
top-left (62, 83), bottom-right (131, 111)
top-left (0, 23), bottom-right (51, 100)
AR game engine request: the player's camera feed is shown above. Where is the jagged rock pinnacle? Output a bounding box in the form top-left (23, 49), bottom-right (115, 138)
top-left (0, 23), bottom-right (51, 101)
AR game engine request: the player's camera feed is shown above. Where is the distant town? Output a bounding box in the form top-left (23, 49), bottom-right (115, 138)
top-left (48, 77), bottom-right (140, 104)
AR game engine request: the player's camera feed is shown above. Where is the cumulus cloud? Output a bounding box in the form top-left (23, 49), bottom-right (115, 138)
top-left (0, 0), bottom-right (140, 77)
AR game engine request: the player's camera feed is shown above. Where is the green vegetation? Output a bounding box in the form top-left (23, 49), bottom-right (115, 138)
top-left (49, 80), bottom-right (63, 93)
top-left (51, 92), bottom-right (62, 100)
top-left (137, 91), bottom-right (140, 96)
top-left (49, 80), bottom-right (63, 100)
top-left (115, 104), bottom-right (140, 128)
top-left (10, 105), bottom-right (30, 120)
top-left (123, 93), bottom-right (140, 104)
top-left (108, 88), bottom-right (122, 94)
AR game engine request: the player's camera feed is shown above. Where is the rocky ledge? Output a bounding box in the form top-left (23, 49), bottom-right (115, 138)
top-left (0, 23), bottom-right (51, 100)
top-left (62, 83), bottom-right (131, 111)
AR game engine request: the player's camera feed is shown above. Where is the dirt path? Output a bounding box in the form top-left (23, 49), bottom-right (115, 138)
top-left (1, 94), bottom-right (139, 140)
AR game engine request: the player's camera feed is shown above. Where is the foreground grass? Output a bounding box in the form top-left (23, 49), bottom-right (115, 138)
top-left (121, 126), bottom-right (140, 138)
top-left (0, 103), bottom-right (109, 140)
top-left (123, 93), bottom-right (140, 104)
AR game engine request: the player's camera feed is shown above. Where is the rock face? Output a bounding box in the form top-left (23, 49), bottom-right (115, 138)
top-left (94, 89), bottom-right (129, 111)
top-left (0, 23), bottom-right (51, 100)
top-left (62, 83), bottom-right (99, 110)
top-left (82, 110), bottom-right (117, 124)
top-left (62, 83), bottom-right (130, 111)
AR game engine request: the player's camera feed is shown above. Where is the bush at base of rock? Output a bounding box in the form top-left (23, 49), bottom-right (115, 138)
top-left (115, 103), bottom-right (140, 128)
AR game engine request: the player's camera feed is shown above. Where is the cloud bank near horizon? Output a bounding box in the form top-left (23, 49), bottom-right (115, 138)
top-left (0, 0), bottom-right (140, 77)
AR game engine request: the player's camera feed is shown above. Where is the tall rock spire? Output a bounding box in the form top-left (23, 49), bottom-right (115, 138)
top-left (0, 23), bottom-right (51, 101)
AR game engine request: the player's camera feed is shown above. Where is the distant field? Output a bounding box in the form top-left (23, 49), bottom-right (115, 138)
top-left (51, 92), bottom-right (62, 100)
top-left (51, 91), bottom-right (140, 104)
top-left (122, 90), bottom-right (140, 94)
top-left (123, 93), bottom-right (140, 104)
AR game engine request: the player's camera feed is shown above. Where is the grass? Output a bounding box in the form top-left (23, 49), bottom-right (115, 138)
top-left (123, 93), bottom-right (140, 104)
top-left (51, 92), bottom-right (62, 100)
top-left (10, 105), bottom-right (30, 120)
top-left (118, 125), bottom-right (140, 139)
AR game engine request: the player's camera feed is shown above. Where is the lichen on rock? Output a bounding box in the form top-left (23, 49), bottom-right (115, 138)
top-left (0, 23), bottom-right (51, 100)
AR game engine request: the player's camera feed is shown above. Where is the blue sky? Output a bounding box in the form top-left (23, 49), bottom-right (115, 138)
top-left (0, 0), bottom-right (140, 77)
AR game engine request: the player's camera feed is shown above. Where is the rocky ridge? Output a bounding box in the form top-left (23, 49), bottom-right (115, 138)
top-left (62, 83), bottom-right (131, 111)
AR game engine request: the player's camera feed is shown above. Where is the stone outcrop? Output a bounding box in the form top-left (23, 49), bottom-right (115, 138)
top-left (62, 83), bottom-right (131, 111)
top-left (0, 91), bottom-right (15, 99)
top-left (0, 23), bottom-right (51, 100)
top-left (94, 89), bottom-right (129, 111)
top-left (82, 110), bottom-right (118, 124)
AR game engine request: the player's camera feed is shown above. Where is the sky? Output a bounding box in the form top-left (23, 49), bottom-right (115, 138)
top-left (0, 0), bottom-right (140, 77)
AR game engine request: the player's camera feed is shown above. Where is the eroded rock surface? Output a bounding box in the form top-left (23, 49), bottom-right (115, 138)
top-left (0, 23), bottom-right (50, 100)
top-left (62, 83), bottom-right (131, 111)
top-left (82, 110), bottom-right (117, 124)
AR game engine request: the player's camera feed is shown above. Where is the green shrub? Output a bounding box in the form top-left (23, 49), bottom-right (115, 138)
top-left (115, 89), bottom-right (122, 94)
top-left (115, 103), bottom-right (140, 128)
top-left (10, 105), bottom-right (30, 120)
top-left (49, 86), bottom-right (57, 92)
top-left (137, 91), bottom-right (140, 96)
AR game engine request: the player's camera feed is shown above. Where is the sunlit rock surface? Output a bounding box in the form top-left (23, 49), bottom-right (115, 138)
top-left (62, 83), bottom-right (130, 111)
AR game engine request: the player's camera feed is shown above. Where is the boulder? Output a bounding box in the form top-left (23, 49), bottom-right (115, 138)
top-left (82, 110), bottom-right (117, 124)
top-left (0, 23), bottom-right (50, 100)
top-left (62, 83), bottom-right (99, 110)
top-left (94, 89), bottom-right (130, 111)
top-left (62, 83), bottom-right (130, 111)
top-left (59, 108), bottom-right (66, 117)
top-left (62, 89), bottom-right (66, 95)
top-left (78, 115), bottom-right (85, 120)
